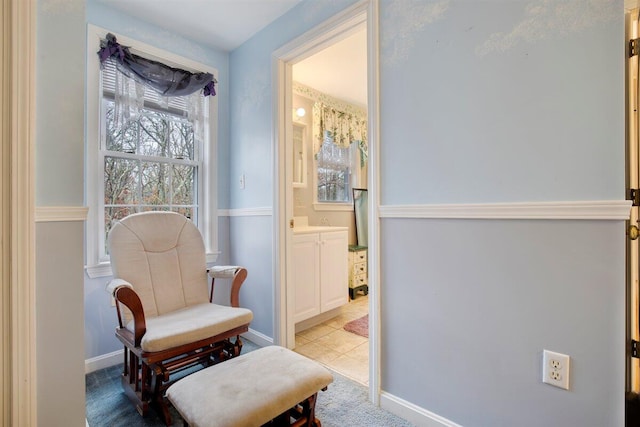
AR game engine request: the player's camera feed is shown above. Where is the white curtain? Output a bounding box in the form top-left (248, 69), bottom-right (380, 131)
top-left (112, 67), bottom-right (205, 143)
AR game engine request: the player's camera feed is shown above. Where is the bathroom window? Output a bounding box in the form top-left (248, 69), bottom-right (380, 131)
top-left (316, 131), bottom-right (358, 204)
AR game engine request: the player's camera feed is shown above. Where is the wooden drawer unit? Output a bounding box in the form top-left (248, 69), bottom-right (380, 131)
top-left (348, 245), bottom-right (368, 299)
top-left (351, 261), bottom-right (367, 276)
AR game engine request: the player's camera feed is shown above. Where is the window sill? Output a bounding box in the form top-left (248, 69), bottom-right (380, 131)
top-left (86, 263), bottom-right (113, 279)
top-left (313, 202), bottom-right (353, 212)
top-left (86, 251), bottom-right (220, 279)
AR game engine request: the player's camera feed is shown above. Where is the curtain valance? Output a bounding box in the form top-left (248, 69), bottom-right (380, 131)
top-left (312, 103), bottom-right (368, 166)
top-left (98, 33), bottom-right (216, 97)
top-left (97, 33), bottom-right (215, 143)
top-left (312, 103), bottom-right (367, 149)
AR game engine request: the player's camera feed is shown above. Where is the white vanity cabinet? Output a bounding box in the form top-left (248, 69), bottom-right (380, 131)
top-left (292, 228), bottom-right (348, 323)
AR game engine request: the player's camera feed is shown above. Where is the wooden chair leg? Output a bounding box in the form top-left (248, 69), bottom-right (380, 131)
top-left (302, 393), bottom-right (318, 427)
top-left (149, 365), bottom-right (172, 426)
top-left (271, 411), bottom-right (290, 426)
top-left (284, 393), bottom-right (319, 427)
top-left (122, 346), bottom-right (128, 377)
top-left (222, 335), bottom-right (243, 359)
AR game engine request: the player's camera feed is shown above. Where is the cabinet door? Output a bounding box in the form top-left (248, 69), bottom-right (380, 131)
top-left (319, 231), bottom-right (348, 312)
top-left (292, 233), bottom-right (320, 323)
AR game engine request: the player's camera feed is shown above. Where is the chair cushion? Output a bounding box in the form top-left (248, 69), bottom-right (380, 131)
top-left (166, 346), bottom-right (333, 427)
top-left (128, 303), bottom-right (253, 352)
top-left (109, 211), bottom-right (210, 321)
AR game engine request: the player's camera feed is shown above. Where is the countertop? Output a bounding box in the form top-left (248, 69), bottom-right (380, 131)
top-left (292, 225), bottom-right (348, 234)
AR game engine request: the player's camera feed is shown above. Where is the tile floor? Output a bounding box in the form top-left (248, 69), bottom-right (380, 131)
top-left (294, 295), bottom-right (369, 385)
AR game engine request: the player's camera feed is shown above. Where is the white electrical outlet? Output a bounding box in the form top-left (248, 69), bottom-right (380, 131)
top-left (542, 349), bottom-right (570, 390)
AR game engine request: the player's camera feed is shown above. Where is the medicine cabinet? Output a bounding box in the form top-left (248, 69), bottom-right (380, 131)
top-left (292, 123), bottom-right (307, 188)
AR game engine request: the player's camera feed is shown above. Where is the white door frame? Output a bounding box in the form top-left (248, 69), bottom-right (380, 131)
top-left (271, 0), bottom-right (381, 403)
top-left (2, 0), bottom-right (37, 424)
top-left (627, 8), bottom-right (640, 395)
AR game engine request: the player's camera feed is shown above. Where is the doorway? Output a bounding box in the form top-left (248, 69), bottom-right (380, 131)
top-left (289, 23), bottom-right (369, 385)
top-left (272, 0), bottom-right (380, 402)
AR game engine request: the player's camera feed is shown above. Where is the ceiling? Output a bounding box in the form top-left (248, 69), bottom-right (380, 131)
top-left (97, 0), bottom-right (301, 52)
top-left (98, 0), bottom-right (367, 107)
top-left (293, 27), bottom-right (367, 108)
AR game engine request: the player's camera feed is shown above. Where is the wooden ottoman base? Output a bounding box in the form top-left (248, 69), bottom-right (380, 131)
top-left (166, 346), bottom-right (333, 427)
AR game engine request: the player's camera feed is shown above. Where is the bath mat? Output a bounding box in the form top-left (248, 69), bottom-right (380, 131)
top-left (343, 314), bottom-right (368, 338)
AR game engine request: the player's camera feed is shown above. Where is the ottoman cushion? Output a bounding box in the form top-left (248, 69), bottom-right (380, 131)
top-left (166, 346), bottom-right (333, 427)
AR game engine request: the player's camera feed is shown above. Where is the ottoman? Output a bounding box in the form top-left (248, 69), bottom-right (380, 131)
top-left (166, 346), bottom-right (333, 427)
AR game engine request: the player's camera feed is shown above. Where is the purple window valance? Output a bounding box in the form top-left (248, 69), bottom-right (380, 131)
top-left (98, 33), bottom-right (216, 97)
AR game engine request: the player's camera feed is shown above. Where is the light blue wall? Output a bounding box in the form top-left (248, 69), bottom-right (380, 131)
top-left (36, 222), bottom-right (86, 427)
top-left (230, 216), bottom-right (275, 337)
top-left (381, 219), bottom-right (625, 426)
top-left (35, 1), bottom-right (87, 425)
top-left (379, 0), bottom-right (623, 205)
top-left (229, 0), bottom-right (626, 425)
top-left (377, 4), bottom-right (624, 423)
top-left (36, 0), bottom-right (85, 206)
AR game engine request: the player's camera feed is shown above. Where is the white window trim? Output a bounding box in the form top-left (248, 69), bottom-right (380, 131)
top-left (86, 24), bottom-right (219, 278)
top-left (313, 202), bottom-right (353, 211)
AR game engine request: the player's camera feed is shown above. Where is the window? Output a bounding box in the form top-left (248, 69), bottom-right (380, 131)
top-left (86, 26), bottom-right (218, 278)
top-left (101, 61), bottom-right (202, 251)
top-left (309, 97), bottom-right (367, 211)
top-left (316, 131), bottom-right (357, 203)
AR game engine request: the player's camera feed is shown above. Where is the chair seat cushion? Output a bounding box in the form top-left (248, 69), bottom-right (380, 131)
top-left (128, 303), bottom-right (253, 352)
top-left (166, 346), bottom-right (333, 427)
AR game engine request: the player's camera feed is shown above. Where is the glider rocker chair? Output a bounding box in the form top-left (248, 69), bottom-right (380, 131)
top-left (106, 211), bottom-right (253, 425)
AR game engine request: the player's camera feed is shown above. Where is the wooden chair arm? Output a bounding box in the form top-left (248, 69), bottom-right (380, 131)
top-left (229, 267), bottom-right (247, 308)
top-left (209, 266), bottom-right (248, 307)
top-left (114, 286), bottom-right (146, 347)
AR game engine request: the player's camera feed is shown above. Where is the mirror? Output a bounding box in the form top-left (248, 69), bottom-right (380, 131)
top-left (353, 188), bottom-right (368, 247)
top-left (292, 123), bottom-right (306, 187)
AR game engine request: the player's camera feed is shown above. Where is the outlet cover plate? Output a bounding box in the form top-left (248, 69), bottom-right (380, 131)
top-left (542, 349), bottom-right (570, 390)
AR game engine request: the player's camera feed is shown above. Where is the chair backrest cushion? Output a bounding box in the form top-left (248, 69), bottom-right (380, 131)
top-left (108, 211), bottom-right (209, 320)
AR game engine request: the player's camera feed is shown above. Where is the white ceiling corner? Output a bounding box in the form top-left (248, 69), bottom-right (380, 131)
top-left (97, 0), bottom-right (302, 51)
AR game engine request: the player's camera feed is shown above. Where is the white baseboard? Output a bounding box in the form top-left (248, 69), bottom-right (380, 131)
top-left (85, 349), bottom-right (123, 374)
top-left (242, 328), bottom-right (274, 347)
top-left (380, 392), bottom-right (463, 427)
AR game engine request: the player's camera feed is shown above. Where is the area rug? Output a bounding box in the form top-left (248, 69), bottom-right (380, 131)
top-left (343, 314), bottom-right (368, 338)
top-left (85, 339), bottom-right (412, 426)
